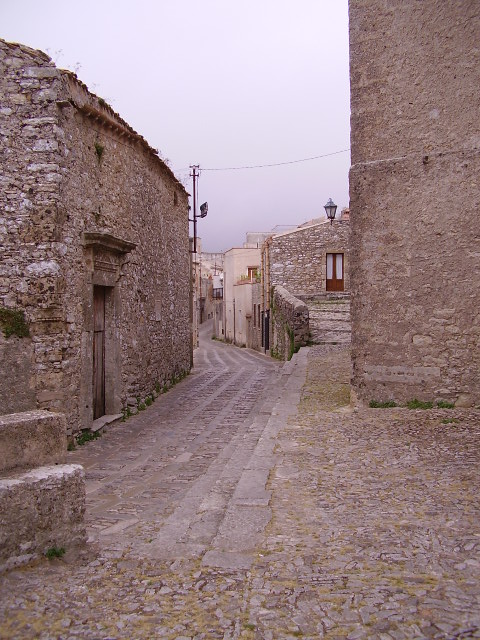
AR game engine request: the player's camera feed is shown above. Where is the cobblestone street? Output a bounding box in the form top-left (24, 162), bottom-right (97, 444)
top-left (1, 325), bottom-right (479, 639)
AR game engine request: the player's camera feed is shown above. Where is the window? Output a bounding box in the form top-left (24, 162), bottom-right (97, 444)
top-left (326, 253), bottom-right (344, 291)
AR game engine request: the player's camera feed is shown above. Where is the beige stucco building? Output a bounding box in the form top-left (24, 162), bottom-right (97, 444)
top-left (222, 247), bottom-right (261, 347)
top-left (0, 40), bottom-right (191, 435)
top-left (349, 2), bottom-right (480, 406)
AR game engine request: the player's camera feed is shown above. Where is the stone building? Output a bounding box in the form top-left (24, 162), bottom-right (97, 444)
top-left (0, 40), bottom-right (191, 435)
top-left (349, 2), bottom-right (480, 406)
top-left (263, 217), bottom-right (351, 297)
top-left (260, 217), bottom-right (351, 358)
top-left (197, 248), bottom-right (224, 326)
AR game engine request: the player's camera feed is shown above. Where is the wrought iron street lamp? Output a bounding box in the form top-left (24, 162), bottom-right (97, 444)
top-left (324, 198), bottom-right (337, 225)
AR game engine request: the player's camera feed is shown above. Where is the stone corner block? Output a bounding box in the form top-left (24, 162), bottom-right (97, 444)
top-left (0, 410), bottom-right (67, 474)
top-left (0, 464), bottom-right (86, 572)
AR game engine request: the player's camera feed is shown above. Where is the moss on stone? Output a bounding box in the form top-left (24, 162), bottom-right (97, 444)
top-left (0, 307), bottom-right (30, 339)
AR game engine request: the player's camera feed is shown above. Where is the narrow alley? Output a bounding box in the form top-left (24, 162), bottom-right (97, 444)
top-left (1, 324), bottom-right (479, 639)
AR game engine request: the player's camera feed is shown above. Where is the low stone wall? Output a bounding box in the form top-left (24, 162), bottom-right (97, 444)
top-left (0, 410), bottom-right (66, 473)
top-left (271, 286), bottom-right (309, 360)
top-left (0, 410), bottom-right (86, 571)
top-left (0, 464), bottom-right (86, 572)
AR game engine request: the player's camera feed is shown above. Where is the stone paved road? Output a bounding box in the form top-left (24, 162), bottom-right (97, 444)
top-left (69, 320), bottom-right (283, 567)
top-left (1, 332), bottom-right (480, 639)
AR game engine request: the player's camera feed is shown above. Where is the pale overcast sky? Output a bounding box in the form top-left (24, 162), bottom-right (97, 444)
top-left (1, 0), bottom-right (351, 252)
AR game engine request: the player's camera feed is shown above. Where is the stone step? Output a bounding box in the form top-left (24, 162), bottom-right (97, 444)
top-left (310, 305), bottom-right (350, 312)
top-left (306, 294), bottom-right (352, 346)
top-left (310, 304), bottom-right (350, 310)
top-left (310, 327), bottom-right (352, 337)
top-left (315, 331), bottom-right (351, 344)
top-left (0, 410), bottom-right (67, 474)
top-left (309, 300), bottom-right (350, 308)
top-left (311, 319), bottom-right (351, 329)
top-left (310, 315), bottom-right (351, 327)
top-left (309, 307), bottom-right (350, 316)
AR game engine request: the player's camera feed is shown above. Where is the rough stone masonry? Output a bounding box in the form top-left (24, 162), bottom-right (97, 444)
top-left (349, 1), bottom-right (480, 407)
top-left (266, 219), bottom-right (350, 297)
top-left (0, 40), bottom-right (191, 435)
top-left (0, 410), bottom-right (86, 571)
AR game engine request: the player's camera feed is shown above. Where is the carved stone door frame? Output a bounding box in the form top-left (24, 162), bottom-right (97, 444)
top-left (82, 232), bottom-right (136, 426)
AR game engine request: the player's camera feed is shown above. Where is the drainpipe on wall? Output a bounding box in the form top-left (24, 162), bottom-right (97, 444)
top-left (261, 244), bottom-right (265, 349)
top-left (233, 298), bottom-right (236, 346)
top-left (189, 237), bottom-right (194, 368)
top-left (264, 238), bottom-right (272, 353)
top-left (223, 299), bottom-right (226, 343)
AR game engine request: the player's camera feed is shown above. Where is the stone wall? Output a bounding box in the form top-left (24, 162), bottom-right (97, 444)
top-left (271, 286), bottom-right (309, 361)
top-left (0, 40), bottom-right (191, 433)
top-left (349, 1), bottom-right (480, 407)
top-left (0, 332), bottom-right (36, 414)
top-left (0, 42), bottom-right (61, 417)
top-left (267, 220), bottom-right (350, 296)
top-left (0, 410), bottom-right (66, 473)
top-left (0, 410), bottom-right (86, 571)
top-left (0, 464), bottom-right (86, 571)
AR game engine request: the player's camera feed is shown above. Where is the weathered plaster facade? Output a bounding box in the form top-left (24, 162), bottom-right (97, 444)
top-left (349, 2), bottom-right (480, 406)
top-left (0, 40), bottom-right (190, 433)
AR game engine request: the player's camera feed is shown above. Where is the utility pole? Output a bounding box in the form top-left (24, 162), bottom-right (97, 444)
top-left (189, 165), bottom-right (207, 254)
top-left (188, 165), bottom-right (208, 354)
top-left (190, 165), bottom-right (200, 254)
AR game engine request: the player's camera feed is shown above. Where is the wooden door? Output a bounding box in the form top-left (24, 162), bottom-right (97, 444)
top-left (326, 253), bottom-right (344, 292)
top-left (93, 286), bottom-right (106, 419)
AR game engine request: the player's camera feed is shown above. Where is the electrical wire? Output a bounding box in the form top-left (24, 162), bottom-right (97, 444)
top-left (180, 148), bottom-right (350, 173)
top-left (198, 148), bottom-right (350, 171)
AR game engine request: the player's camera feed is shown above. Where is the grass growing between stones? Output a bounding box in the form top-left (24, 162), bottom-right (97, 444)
top-left (441, 418), bottom-right (459, 424)
top-left (369, 399), bottom-right (397, 408)
top-left (407, 398), bottom-right (434, 410)
top-left (45, 547), bottom-right (65, 559)
top-left (76, 429), bottom-right (101, 446)
top-left (94, 141), bottom-right (105, 162)
top-left (436, 400), bottom-right (455, 409)
top-left (370, 398), bottom-right (456, 410)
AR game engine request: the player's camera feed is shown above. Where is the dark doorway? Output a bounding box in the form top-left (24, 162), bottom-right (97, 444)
top-left (264, 309), bottom-right (270, 352)
top-left (93, 286), bottom-right (106, 419)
